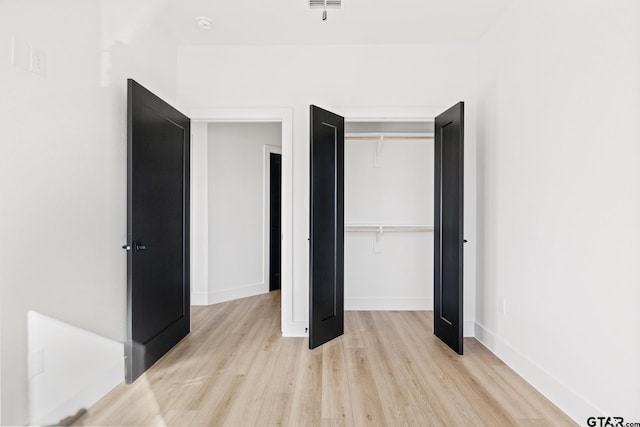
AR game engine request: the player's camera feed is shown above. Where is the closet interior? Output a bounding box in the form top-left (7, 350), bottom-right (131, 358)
top-left (344, 120), bottom-right (435, 311)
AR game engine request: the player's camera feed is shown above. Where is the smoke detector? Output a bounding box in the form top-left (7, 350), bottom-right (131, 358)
top-left (196, 17), bottom-right (213, 30)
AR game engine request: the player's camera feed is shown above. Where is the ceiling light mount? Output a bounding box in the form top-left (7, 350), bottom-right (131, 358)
top-left (196, 16), bottom-right (213, 30)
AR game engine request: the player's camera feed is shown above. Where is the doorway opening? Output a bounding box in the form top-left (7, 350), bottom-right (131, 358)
top-left (189, 107), bottom-right (293, 335)
top-left (269, 152), bottom-right (282, 292)
top-left (343, 120), bottom-right (435, 313)
top-left (309, 105), bottom-right (465, 353)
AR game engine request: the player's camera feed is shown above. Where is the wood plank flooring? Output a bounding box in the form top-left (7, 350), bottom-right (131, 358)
top-left (74, 291), bottom-right (576, 426)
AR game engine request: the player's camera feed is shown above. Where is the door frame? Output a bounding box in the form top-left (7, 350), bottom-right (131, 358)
top-left (188, 108), bottom-right (294, 335)
top-left (333, 106), bottom-right (474, 338)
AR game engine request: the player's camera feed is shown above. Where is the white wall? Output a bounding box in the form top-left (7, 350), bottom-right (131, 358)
top-left (201, 122), bottom-right (282, 304)
top-left (0, 1), bottom-right (178, 424)
top-left (345, 138), bottom-right (434, 310)
top-left (177, 44), bottom-right (478, 337)
top-left (475, 0), bottom-right (640, 422)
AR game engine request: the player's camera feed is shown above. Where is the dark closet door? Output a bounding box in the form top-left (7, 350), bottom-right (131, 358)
top-left (434, 102), bottom-right (464, 355)
top-left (309, 105), bottom-right (344, 349)
top-left (270, 153), bottom-right (282, 291)
top-left (125, 79), bottom-right (190, 382)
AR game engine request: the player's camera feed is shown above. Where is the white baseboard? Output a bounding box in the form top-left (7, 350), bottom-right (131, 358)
top-left (283, 321), bottom-right (308, 337)
top-left (191, 292), bottom-right (209, 306)
top-left (208, 283), bottom-right (268, 305)
top-left (464, 320), bottom-right (475, 338)
top-left (345, 297), bottom-right (432, 311)
top-left (474, 322), bottom-right (600, 424)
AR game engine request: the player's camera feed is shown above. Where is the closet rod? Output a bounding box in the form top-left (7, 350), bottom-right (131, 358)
top-left (344, 225), bottom-right (434, 232)
top-left (344, 135), bottom-right (434, 141)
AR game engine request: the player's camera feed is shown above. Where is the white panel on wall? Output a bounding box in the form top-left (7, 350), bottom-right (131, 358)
top-left (344, 136), bottom-right (434, 310)
top-left (207, 122), bottom-right (281, 304)
top-left (27, 311), bottom-right (123, 426)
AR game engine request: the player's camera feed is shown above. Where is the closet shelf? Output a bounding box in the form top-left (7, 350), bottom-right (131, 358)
top-left (344, 133), bottom-right (434, 140)
top-left (344, 224), bottom-right (434, 233)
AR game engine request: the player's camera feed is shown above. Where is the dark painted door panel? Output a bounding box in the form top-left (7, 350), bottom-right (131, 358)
top-left (270, 153), bottom-right (282, 291)
top-left (126, 79), bottom-right (190, 382)
top-left (309, 105), bottom-right (344, 349)
top-left (434, 102), bottom-right (464, 355)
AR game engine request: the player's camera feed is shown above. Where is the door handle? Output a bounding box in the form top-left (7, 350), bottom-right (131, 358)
top-left (134, 242), bottom-right (147, 252)
top-left (122, 244), bottom-right (131, 251)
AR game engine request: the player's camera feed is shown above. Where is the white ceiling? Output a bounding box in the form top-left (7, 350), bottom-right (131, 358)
top-left (157, 0), bottom-right (513, 45)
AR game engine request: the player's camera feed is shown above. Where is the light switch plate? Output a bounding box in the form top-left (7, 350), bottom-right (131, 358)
top-left (11, 36), bottom-right (29, 70)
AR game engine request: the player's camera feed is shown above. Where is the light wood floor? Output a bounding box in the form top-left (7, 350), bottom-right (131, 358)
top-left (74, 291), bottom-right (576, 426)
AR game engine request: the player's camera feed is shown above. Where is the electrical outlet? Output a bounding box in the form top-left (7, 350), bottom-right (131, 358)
top-left (29, 46), bottom-right (46, 77)
top-left (10, 36), bottom-right (29, 70)
top-left (498, 296), bottom-right (506, 315)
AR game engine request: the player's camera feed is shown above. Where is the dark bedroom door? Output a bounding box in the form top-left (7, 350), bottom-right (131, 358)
top-left (309, 105), bottom-right (344, 349)
top-left (270, 153), bottom-right (282, 291)
top-left (125, 79), bottom-right (191, 382)
top-left (434, 101), bottom-right (464, 355)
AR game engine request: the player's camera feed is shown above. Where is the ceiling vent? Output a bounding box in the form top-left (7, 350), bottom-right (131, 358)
top-left (309, 0), bottom-right (342, 9)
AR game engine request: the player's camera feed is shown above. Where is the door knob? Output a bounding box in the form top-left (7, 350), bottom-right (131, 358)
top-left (134, 242), bottom-right (147, 252)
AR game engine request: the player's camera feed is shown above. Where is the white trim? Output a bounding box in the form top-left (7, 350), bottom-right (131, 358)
top-left (208, 283), bottom-right (269, 305)
top-left (190, 108), bottom-right (292, 123)
top-left (474, 321), bottom-right (599, 424)
top-left (187, 107), bottom-right (294, 336)
top-left (263, 145), bottom-right (282, 294)
top-left (463, 320), bottom-right (475, 338)
top-left (191, 292), bottom-right (209, 306)
top-left (190, 123), bottom-right (209, 309)
top-left (336, 106), bottom-right (442, 122)
top-left (345, 298), bottom-right (431, 311)
top-left (284, 321), bottom-right (309, 337)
